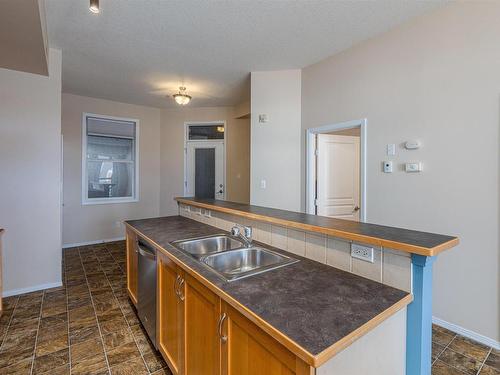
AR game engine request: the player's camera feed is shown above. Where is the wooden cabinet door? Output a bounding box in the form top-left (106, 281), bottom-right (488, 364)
top-left (183, 274), bottom-right (221, 375)
top-left (158, 254), bottom-right (183, 375)
top-left (221, 302), bottom-right (312, 375)
top-left (126, 228), bottom-right (138, 306)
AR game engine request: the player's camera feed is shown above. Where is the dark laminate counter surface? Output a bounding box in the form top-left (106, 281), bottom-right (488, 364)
top-left (125, 216), bottom-right (411, 366)
top-left (175, 197), bottom-right (459, 256)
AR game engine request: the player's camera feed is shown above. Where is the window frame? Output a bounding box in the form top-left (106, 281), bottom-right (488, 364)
top-left (81, 113), bottom-right (140, 205)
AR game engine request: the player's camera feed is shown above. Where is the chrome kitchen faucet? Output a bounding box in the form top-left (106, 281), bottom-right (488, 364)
top-left (230, 224), bottom-right (253, 247)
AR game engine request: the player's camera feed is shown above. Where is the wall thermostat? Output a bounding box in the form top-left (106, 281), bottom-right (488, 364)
top-left (405, 162), bottom-right (422, 173)
top-left (405, 140), bottom-right (420, 150)
top-left (383, 161), bottom-right (393, 173)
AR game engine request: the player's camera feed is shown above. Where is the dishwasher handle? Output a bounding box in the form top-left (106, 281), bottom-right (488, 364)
top-left (137, 241), bottom-right (156, 260)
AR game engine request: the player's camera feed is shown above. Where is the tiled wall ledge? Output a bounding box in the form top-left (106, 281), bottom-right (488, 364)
top-left (179, 204), bottom-right (411, 293)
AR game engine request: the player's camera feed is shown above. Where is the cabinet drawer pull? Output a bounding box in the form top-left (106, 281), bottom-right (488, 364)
top-left (218, 313), bottom-right (227, 343)
top-left (174, 275), bottom-right (181, 297)
top-left (178, 278), bottom-right (185, 301)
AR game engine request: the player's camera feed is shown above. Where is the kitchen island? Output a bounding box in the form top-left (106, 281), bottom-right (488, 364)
top-left (125, 198), bottom-right (458, 375)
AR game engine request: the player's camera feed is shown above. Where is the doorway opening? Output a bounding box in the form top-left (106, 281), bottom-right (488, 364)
top-left (184, 121), bottom-right (226, 200)
top-left (306, 119), bottom-right (366, 222)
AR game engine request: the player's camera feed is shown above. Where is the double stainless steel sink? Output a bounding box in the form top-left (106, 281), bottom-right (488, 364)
top-left (170, 234), bottom-right (298, 282)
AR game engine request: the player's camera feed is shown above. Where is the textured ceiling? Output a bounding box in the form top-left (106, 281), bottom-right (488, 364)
top-left (45, 0), bottom-right (446, 108)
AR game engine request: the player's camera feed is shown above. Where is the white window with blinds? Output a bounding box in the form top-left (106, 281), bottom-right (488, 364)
top-left (82, 114), bottom-right (139, 205)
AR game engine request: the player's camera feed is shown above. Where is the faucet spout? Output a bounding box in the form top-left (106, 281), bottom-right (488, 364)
top-left (231, 224), bottom-right (253, 247)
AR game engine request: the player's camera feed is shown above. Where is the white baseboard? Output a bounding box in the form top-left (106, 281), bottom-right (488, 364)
top-left (3, 281), bottom-right (63, 298)
top-left (62, 236), bottom-right (125, 249)
top-left (433, 316), bottom-right (500, 350)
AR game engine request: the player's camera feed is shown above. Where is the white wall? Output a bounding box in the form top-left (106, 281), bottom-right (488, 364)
top-left (61, 93), bottom-right (161, 246)
top-left (250, 70), bottom-right (302, 211)
top-left (301, 2), bottom-right (499, 342)
top-left (0, 48), bottom-right (62, 295)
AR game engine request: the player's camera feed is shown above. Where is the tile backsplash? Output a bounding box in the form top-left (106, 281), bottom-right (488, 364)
top-left (179, 204), bottom-right (412, 292)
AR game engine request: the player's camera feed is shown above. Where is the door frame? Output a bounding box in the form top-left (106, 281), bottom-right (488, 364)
top-left (183, 121), bottom-right (227, 199)
top-left (306, 118), bottom-right (367, 222)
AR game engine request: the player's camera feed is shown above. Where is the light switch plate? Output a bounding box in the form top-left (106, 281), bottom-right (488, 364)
top-left (387, 144), bottom-right (396, 156)
top-left (351, 243), bottom-right (374, 263)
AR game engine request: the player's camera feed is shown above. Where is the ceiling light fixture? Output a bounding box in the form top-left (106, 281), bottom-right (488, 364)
top-left (89, 0), bottom-right (100, 14)
top-left (172, 86), bottom-right (192, 105)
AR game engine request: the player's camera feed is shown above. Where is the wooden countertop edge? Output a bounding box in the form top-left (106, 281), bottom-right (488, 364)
top-left (125, 222), bottom-right (413, 368)
top-left (175, 198), bottom-right (459, 257)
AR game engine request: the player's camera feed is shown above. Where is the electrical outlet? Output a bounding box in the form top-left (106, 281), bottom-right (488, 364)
top-left (351, 243), bottom-right (374, 263)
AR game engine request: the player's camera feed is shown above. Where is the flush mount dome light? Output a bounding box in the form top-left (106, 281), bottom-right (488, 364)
top-left (173, 86), bottom-right (192, 105)
top-left (89, 0), bottom-right (100, 13)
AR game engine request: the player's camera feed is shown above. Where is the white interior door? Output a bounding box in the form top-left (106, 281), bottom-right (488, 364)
top-left (186, 141), bottom-right (225, 200)
top-left (317, 134), bottom-right (360, 220)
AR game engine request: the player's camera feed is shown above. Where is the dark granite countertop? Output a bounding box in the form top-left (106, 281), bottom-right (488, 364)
top-left (176, 197), bottom-right (459, 256)
top-left (126, 216), bottom-right (411, 365)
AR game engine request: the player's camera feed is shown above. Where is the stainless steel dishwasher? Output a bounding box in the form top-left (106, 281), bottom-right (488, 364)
top-left (137, 238), bottom-right (157, 348)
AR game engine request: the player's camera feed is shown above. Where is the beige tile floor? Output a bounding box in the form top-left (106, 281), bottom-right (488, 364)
top-left (0, 241), bottom-right (498, 375)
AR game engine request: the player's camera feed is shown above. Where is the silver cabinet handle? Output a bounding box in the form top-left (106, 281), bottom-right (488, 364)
top-left (138, 247), bottom-right (156, 260)
top-left (177, 278), bottom-right (185, 301)
top-left (218, 313), bottom-right (227, 343)
top-left (137, 244), bottom-right (156, 260)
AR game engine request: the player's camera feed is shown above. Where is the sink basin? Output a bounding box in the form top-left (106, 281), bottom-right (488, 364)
top-left (200, 247), bottom-right (298, 282)
top-left (171, 234), bottom-right (245, 258)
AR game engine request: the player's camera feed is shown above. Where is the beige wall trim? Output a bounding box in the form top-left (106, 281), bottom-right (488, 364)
top-left (432, 317), bottom-right (500, 351)
top-left (3, 281), bottom-right (63, 298)
top-left (61, 236), bottom-right (126, 249)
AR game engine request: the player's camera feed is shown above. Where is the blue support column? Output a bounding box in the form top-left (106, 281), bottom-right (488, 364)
top-left (406, 254), bottom-right (436, 375)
